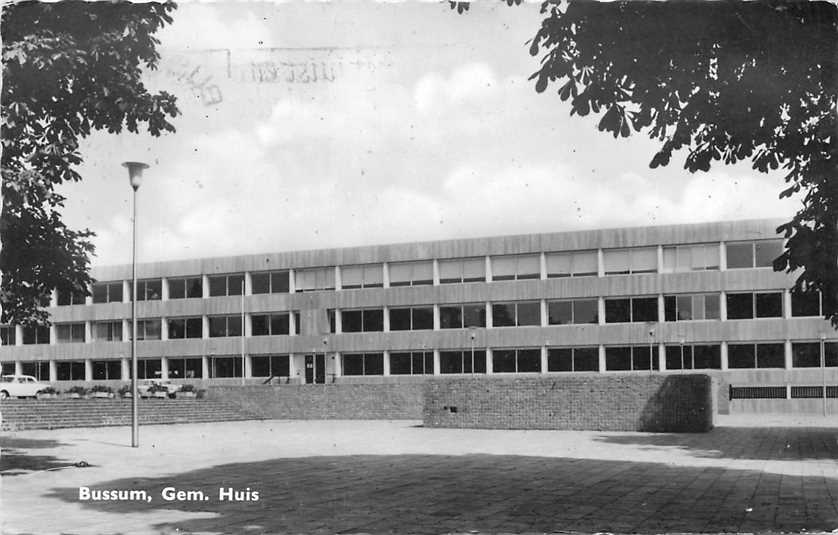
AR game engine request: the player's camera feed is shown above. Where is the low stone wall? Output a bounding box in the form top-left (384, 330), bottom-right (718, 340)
top-left (208, 383), bottom-right (424, 420)
top-left (423, 374), bottom-right (715, 432)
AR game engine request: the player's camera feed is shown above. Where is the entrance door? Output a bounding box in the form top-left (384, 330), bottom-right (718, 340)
top-left (304, 354), bottom-right (326, 384)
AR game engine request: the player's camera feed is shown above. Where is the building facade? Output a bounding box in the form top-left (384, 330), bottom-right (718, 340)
top-left (1, 219), bottom-right (835, 397)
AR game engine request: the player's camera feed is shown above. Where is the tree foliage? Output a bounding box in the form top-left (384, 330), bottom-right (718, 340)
top-left (1, 1), bottom-right (179, 325)
top-left (524, 1), bottom-right (837, 324)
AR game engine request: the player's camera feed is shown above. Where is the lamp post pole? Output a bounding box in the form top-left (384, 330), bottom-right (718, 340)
top-left (123, 161), bottom-right (148, 449)
top-left (241, 279), bottom-right (245, 386)
top-left (821, 333), bottom-right (827, 417)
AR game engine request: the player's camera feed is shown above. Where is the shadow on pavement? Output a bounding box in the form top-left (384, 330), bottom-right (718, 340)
top-left (0, 436), bottom-right (75, 475)
top-left (594, 426), bottom-right (838, 461)
top-left (47, 454), bottom-right (838, 534)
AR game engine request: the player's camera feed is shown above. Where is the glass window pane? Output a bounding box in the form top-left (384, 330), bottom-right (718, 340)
top-left (389, 308), bottom-right (411, 331)
top-left (187, 278), bottom-right (203, 298)
top-left (754, 239), bottom-right (784, 268)
top-left (704, 294), bottom-right (720, 319)
top-left (516, 255), bottom-right (540, 279)
top-left (93, 284), bottom-right (108, 303)
top-left (209, 317), bottom-right (227, 337)
top-left (792, 343), bottom-right (820, 368)
top-left (412, 261), bottom-right (433, 285)
top-left (546, 253), bottom-right (571, 278)
top-left (251, 356), bottom-right (270, 377)
top-left (632, 297), bottom-right (658, 322)
top-left (295, 270), bottom-right (315, 292)
top-left (517, 349), bottom-right (541, 372)
top-left (705, 244), bottom-right (720, 269)
top-left (390, 353), bottom-right (412, 375)
top-left (439, 306), bottom-right (462, 329)
top-left (363, 309), bottom-right (384, 332)
top-left (726, 243), bottom-right (753, 269)
top-left (573, 251), bottom-right (598, 276)
top-left (271, 272), bottom-right (289, 293)
top-left (756, 343), bottom-right (785, 368)
top-left (662, 247), bottom-right (676, 273)
top-left (363, 265), bottom-right (383, 287)
top-left (252, 315), bottom-right (269, 336)
top-left (186, 318), bottom-right (202, 338)
top-left (209, 276), bottom-right (227, 296)
top-left (412, 307), bottom-right (434, 330)
top-left (462, 258), bottom-right (485, 282)
top-left (439, 259), bottom-right (461, 283)
top-left (251, 273), bottom-right (270, 294)
top-left (727, 293), bottom-right (754, 320)
top-left (270, 314), bottom-right (289, 335)
top-left (677, 295), bottom-right (693, 320)
top-left (341, 266), bottom-right (363, 289)
top-left (491, 256), bottom-right (517, 280)
top-left (440, 351), bottom-right (462, 374)
top-left (574, 348), bottom-right (599, 371)
top-left (631, 247), bottom-right (657, 273)
top-left (547, 348), bottom-right (573, 371)
top-left (492, 303), bottom-right (516, 327)
top-left (574, 300), bottom-right (598, 324)
top-left (755, 293), bottom-right (783, 318)
top-left (463, 305), bottom-right (485, 328)
top-left (791, 292), bottom-right (820, 317)
top-left (605, 347), bottom-right (631, 370)
top-left (517, 302), bottom-right (541, 326)
top-left (693, 345), bottom-right (721, 369)
top-left (605, 299), bottom-right (631, 323)
top-left (146, 280), bottom-right (162, 300)
top-left (728, 344), bottom-right (756, 368)
top-left (168, 319), bottom-right (185, 339)
top-left (342, 310), bottom-right (363, 333)
top-left (604, 250), bottom-right (629, 275)
top-left (388, 263), bottom-right (412, 286)
top-left (168, 279), bottom-right (185, 299)
top-left (228, 275), bottom-right (244, 295)
top-left (548, 301), bottom-right (573, 325)
top-left (493, 350), bottom-right (516, 372)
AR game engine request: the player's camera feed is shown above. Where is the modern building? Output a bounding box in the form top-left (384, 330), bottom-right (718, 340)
top-left (1, 218), bottom-right (835, 405)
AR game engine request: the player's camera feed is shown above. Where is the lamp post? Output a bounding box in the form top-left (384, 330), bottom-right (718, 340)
top-left (469, 326), bottom-right (476, 371)
top-left (123, 161), bottom-right (148, 448)
top-left (820, 332), bottom-right (827, 417)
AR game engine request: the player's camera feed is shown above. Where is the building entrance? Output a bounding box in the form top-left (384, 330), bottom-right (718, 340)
top-left (304, 354), bottom-right (326, 384)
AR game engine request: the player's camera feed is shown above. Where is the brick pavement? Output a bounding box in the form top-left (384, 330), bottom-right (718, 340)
top-left (2, 416), bottom-right (838, 534)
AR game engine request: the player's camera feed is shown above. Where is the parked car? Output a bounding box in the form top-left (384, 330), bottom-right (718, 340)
top-left (136, 379), bottom-right (182, 399)
top-left (0, 375), bottom-right (49, 399)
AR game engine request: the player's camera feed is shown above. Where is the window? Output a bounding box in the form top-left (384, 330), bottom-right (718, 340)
top-left (792, 342), bottom-right (838, 368)
top-left (168, 277), bottom-right (203, 299)
top-left (56, 288), bottom-right (86, 306)
top-left (545, 250), bottom-right (598, 278)
top-left (21, 361), bottom-right (50, 380)
top-left (726, 292), bottom-right (783, 319)
top-left (389, 307), bottom-right (434, 331)
top-left (342, 353), bottom-right (384, 376)
top-left (167, 357), bottom-right (203, 379)
top-left (92, 360), bottom-right (122, 380)
top-left (130, 319), bottom-right (162, 341)
top-left (22, 325), bottom-right (50, 345)
top-left (603, 247), bottom-right (657, 275)
top-left (491, 254), bottom-right (540, 281)
top-left (605, 297), bottom-right (658, 323)
top-left (439, 304), bottom-right (486, 329)
top-left (547, 299), bottom-right (598, 325)
top-left (728, 343), bottom-right (785, 369)
top-left (389, 261), bottom-right (433, 287)
top-left (208, 274), bottom-right (244, 297)
top-left (294, 267), bottom-right (335, 293)
top-left (547, 347), bottom-right (599, 372)
top-left (251, 313), bottom-right (291, 336)
top-left (167, 317), bottom-right (202, 339)
top-left (439, 257), bottom-right (485, 284)
top-left (208, 315), bottom-right (243, 337)
top-left (56, 361), bottom-right (86, 380)
top-left (662, 244), bottom-right (720, 272)
top-left (92, 281), bottom-right (123, 303)
top-left (340, 264), bottom-right (383, 289)
top-left (1, 326), bottom-right (15, 346)
top-left (664, 294), bottom-right (720, 321)
top-left (340, 309), bottom-right (384, 333)
top-left (390, 351), bottom-right (434, 375)
top-left (56, 323), bottom-right (85, 344)
top-left (492, 348), bottom-right (541, 373)
top-left (605, 346), bottom-right (660, 371)
top-left (791, 292), bottom-right (821, 317)
top-left (664, 344), bottom-right (721, 370)
top-left (250, 271), bottom-right (290, 294)
top-left (92, 321), bottom-right (123, 342)
top-left (726, 239), bottom-right (784, 269)
top-left (129, 279), bottom-right (162, 301)
top-left (492, 301), bottom-right (541, 327)
top-left (209, 356), bottom-right (242, 378)
top-left (251, 355), bottom-right (290, 377)
top-left (440, 350), bottom-right (486, 374)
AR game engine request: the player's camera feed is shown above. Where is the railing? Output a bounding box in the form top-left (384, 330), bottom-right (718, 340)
top-left (730, 385), bottom-right (838, 400)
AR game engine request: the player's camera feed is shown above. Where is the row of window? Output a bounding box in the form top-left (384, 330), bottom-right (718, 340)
top-left (56, 239), bottom-right (786, 305)
top-left (10, 342), bottom-right (837, 380)
top-left (1, 290), bottom-right (823, 345)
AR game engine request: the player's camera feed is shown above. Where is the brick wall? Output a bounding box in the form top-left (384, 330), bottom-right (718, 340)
top-left (423, 374), bottom-right (715, 432)
top-left (208, 383), bottom-right (424, 420)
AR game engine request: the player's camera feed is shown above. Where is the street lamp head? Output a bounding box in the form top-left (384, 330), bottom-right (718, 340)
top-left (122, 161), bottom-right (149, 191)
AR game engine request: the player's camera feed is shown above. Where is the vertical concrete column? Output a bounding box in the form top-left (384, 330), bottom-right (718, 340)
top-left (202, 315), bottom-right (210, 339)
top-left (202, 275), bottom-right (210, 298)
top-left (122, 280), bottom-right (131, 303)
top-left (382, 263), bottom-right (390, 288)
top-left (244, 355), bottom-right (252, 378)
top-left (288, 353), bottom-right (297, 379)
top-left (485, 256), bottom-right (493, 282)
top-left (540, 299), bottom-right (548, 327)
top-left (597, 249), bottom-right (605, 277)
top-left (334, 266), bottom-right (341, 291)
top-left (383, 307), bottom-right (390, 332)
top-left (540, 252), bottom-right (547, 280)
top-left (784, 339), bottom-right (793, 369)
top-left (432, 259), bottom-right (440, 286)
top-left (160, 357), bottom-right (169, 380)
top-left (244, 314), bottom-right (252, 337)
top-left (657, 295), bottom-right (666, 323)
top-left (719, 242), bottom-right (727, 271)
top-left (656, 245), bottom-right (664, 273)
top-left (288, 269), bottom-right (296, 293)
top-left (14, 361), bottom-right (23, 375)
top-left (720, 341), bottom-right (729, 370)
top-left (289, 312), bottom-right (297, 336)
top-left (49, 325), bottom-right (57, 345)
top-left (122, 319), bottom-right (130, 342)
top-left (15, 325), bottom-right (23, 346)
top-left (598, 345), bottom-right (606, 372)
top-left (485, 302), bottom-right (493, 328)
top-left (658, 342), bottom-right (667, 371)
top-left (201, 355), bottom-right (210, 380)
top-left (383, 350), bottom-right (390, 376)
top-left (540, 345), bottom-right (548, 373)
top-left (598, 297), bottom-right (606, 325)
top-left (244, 271), bottom-right (252, 295)
top-left (433, 349), bottom-right (441, 376)
top-left (333, 310), bottom-right (342, 334)
top-left (333, 352), bottom-right (341, 378)
top-left (84, 359), bottom-right (93, 381)
top-left (49, 360), bottom-right (57, 382)
top-left (783, 289), bottom-right (792, 319)
top-left (121, 358), bottom-right (130, 380)
top-left (433, 305), bottom-right (440, 330)
top-left (161, 317), bottom-right (169, 340)
top-left (161, 277), bottom-right (169, 300)
top-left (84, 321), bottom-right (92, 344)
top-left (720, 291), bottom-right (728, 321)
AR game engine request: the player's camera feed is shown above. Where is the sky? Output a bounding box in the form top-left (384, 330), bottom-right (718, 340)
top-left (59, 1), bottom-right (799, 268)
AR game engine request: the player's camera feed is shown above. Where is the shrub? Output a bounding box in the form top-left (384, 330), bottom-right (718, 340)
top-left (148, 384), bottom-right (169, 393)
top-left (180, 384), bottom-right (195, 392)
top-left (90, 385), bottom-right (113, 393)
top-left (118, 385), bottom-right (131, 396)
top-left (39, 386), bottom-right (58, 395)
top-left (65, 385), bottom-right (88, 396)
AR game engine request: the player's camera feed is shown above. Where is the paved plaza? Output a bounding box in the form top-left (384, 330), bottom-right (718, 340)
top-left (2, 415), bottom-right (838, 534)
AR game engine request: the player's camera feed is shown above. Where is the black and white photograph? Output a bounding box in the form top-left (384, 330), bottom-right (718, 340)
top-left (1, 1), bottom-right (836, 533)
